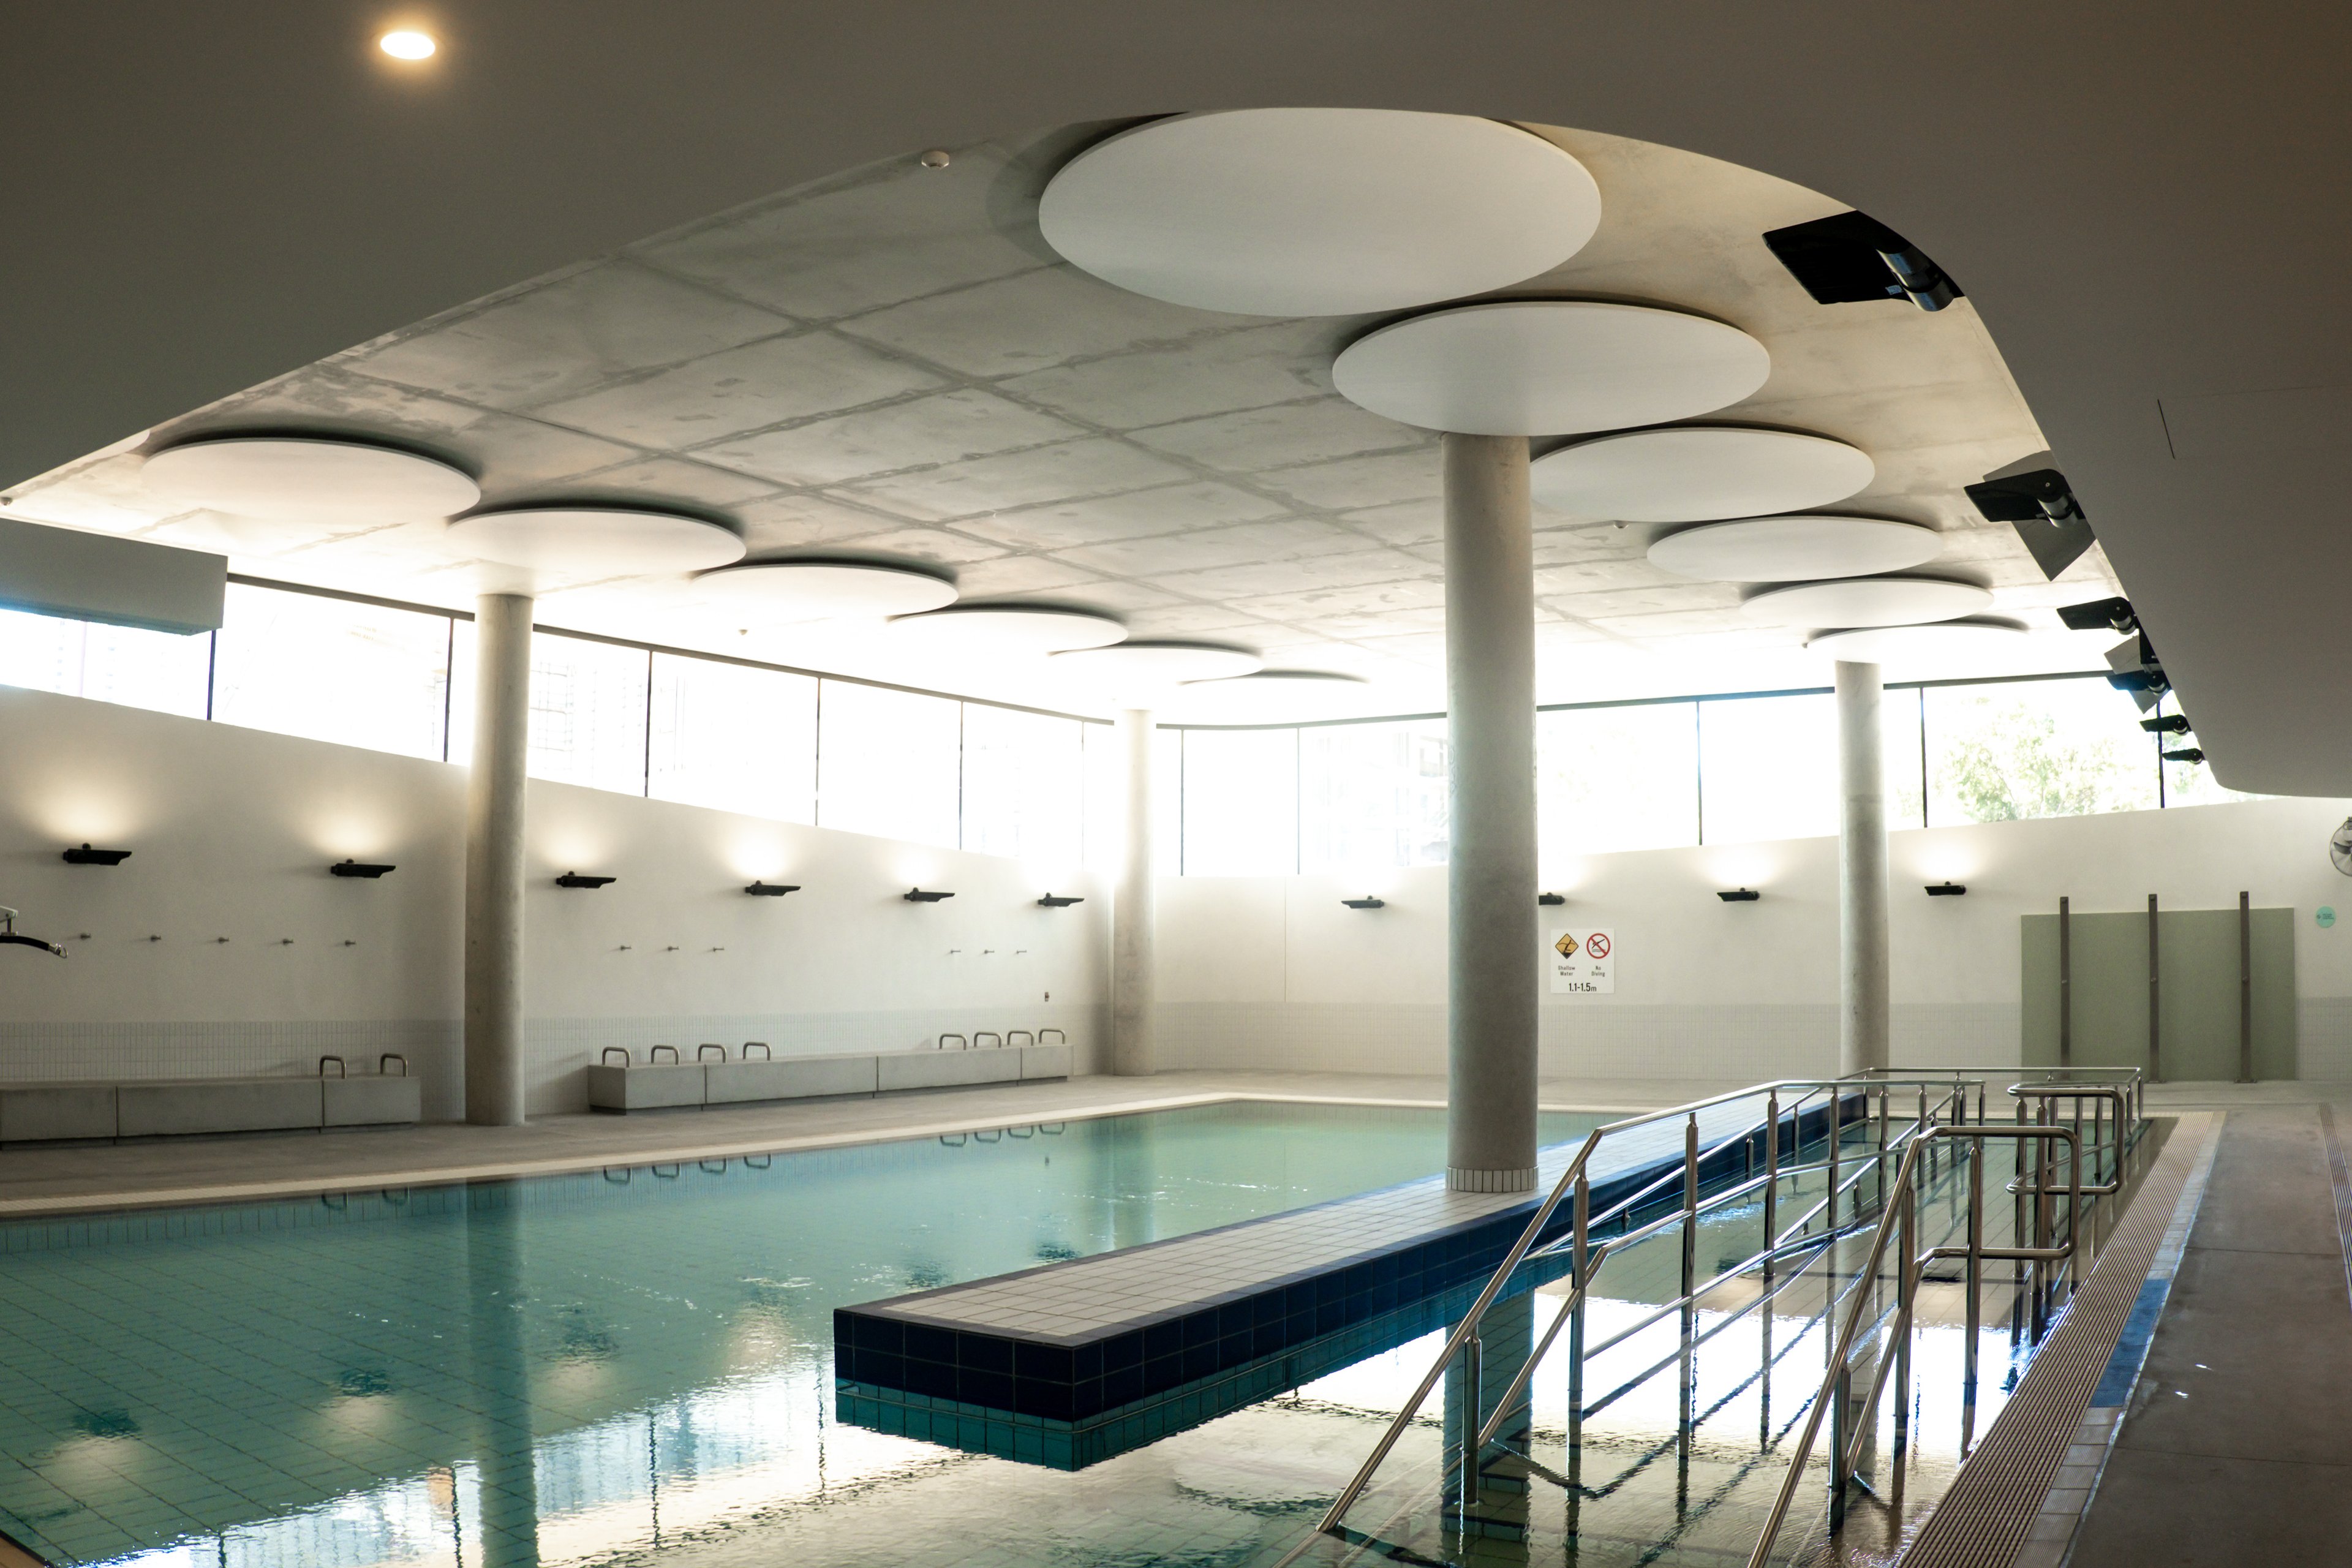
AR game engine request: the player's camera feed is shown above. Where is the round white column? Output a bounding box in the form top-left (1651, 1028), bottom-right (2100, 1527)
top-left (466, 592), bottom-right (532, 1126)
top-left (1836, 660), bottom-right (1891, 1077)
top-left (1444, 432), bottom-right (1539, 1193)
top-left (1111, 707), bottom-right (1157, 1077)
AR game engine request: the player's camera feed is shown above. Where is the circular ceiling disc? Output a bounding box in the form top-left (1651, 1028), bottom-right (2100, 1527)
top-left (1807, 618), bottom-right (2030, 665)
top-left (143, 436), bottom-right (479, 524)
top-left (1332, 301), bottom-right (1770, 435)
top-left (1038, 110), bottom-right (1600, 317)
top-left (1534, 428), bottom-right (1874, 522)
top-left (444, 507), bottom-right (745, 574)
top-left (1741, 576), bottom-right (1994, 629)
top-left (885, 605), bottom-right (1126, 656)
top-left (1052, 641), bottom-right (1264, 687)
top-left (695, 560), bottom-right (956, 620)
top-left (1164, 669), bottom-right (1371, 722)
top-left (1648, 515), bottom-right (1941, 583)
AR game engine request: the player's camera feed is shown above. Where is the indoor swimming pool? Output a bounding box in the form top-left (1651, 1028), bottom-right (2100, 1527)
top-left (0, 1100), bottom-right (1601, 1567)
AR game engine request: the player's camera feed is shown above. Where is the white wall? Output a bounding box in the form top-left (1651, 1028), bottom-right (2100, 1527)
top-left (0, 688), bottom-right (1109, 1117)
top-left (1156, 796), bottom-right (2352, 1082)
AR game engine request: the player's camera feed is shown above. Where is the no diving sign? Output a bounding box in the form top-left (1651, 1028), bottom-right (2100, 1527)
top-left (1549, 928), bottom-right (1615, 995)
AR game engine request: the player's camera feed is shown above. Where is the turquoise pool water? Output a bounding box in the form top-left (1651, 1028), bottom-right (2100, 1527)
top-left (0, 1101), bottom-right (1598, 1567)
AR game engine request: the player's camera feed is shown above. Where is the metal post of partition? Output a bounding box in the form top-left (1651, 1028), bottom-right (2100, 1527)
top-left (1682, 1115), bottom-right (1699, 1304)
top-left (1828, 1096), bottom-right (1844, 1230)
top-left (1763, 1091), bottom-right (1780, 1284)
top-left (2241, 891), bottom-right (2254, 1084)
top-left (2059, 895), bottom-right (2072, 1067)
top-left (1460, 1332), bottom-right (1481, 1512)
top-left (1894, 1170), bottom-right (1915, 1471)
top-left (1963, 1135), bottom-right (1983, 1447)
top-left (2013, 1095), bottom-right (2029, 1283)
top-left (2149, 893), bottom-right (2163, 1083)
top-left (1570, 1169), bottom-right (1589, 1423)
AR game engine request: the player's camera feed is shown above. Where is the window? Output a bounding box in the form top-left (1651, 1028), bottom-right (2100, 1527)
top-left (521, 634), bottom-right (652, 794)
top-left (1539, 703), bottom-right (1700, 861)
top-left (960, 705), bottom-right (1085, 870)
top-left (649, 654), bottom-right (817, 822)
top-left (212, 584), bottom-right (451, 758)
top-left (1182, 728), bottom-right (1299, 875)
top-left (1300, 719), bottom-right (1449, 874)
top-left (1697, 693), bottom-right (1838, 845)
top-left (1926, 679), bottom-right (2157, 823)
top-left (814, 680), bottom-right (961, 847)
top-left (1082, 720), bottom-right (1179, 875)
top-left (0, 606), bottom-right (211, 720)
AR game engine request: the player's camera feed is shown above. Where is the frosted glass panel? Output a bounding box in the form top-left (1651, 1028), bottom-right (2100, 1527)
top-left (815, 680), bottom-right (961, 848)
top-left (1182, 728), bottom-right (1298, 875)
top-left (212, 584), bottom-right (451, 758)
top-left (648, 654), bottom-right (818, 822)
top-left (0, 607), bottom-right (211, 720)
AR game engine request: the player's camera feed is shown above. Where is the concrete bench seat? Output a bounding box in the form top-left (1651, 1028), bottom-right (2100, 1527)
top-left (587, 1038), bottom-right (1071, 1113)
top-left (0, 1068), bottom-right (422, 1143)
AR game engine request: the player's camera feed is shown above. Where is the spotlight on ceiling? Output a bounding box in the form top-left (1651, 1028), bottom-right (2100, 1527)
top-left (1761, 210), bottom-right (1962, 312)
top-left (1926, 881), bottom-right (1967, 897)
top-left (2141, 714), bottom-right (2191, 736)
top-left (1966, 464), bottom-right (2094, 581)
top-left (555, 872), bottom-right (616, 890)
top-left (2105, 631), bottom-right (2168, 712)
top-left (330, 860), bottom-right (396, 879)
top-left (1717, 888), bottom-right (1761, 903)
top-left (2058, 597), bottom-right (2137, 635)
top-left (744, 881), bottom-right (801, 897)
top-left (377, 29), bottom-right (436, 59)
top-left (903, 888), bottom-right (954, 903)
top-left (1538, 892), bottom-right (1567, 907)
top-left (61, 844), bottom-right (131, 867)
top-left (1036, 893), bottom-right (1085, 908)
top-left (1341, 896), bottom-right (1387, 910)
top-left (2163, 747), bottom-right (2207, 765)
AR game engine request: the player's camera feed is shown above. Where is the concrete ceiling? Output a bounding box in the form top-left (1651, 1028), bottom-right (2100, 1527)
top-left (1, 2), bottom-right (2339, 783)
top-left (5, 120), bottom-right (2116, 717)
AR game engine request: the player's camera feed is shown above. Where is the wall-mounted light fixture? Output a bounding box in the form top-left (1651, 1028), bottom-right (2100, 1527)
top-left (1717, 888), bottom-right (1761, 903)
top-left (330, 859), bottom-right (396, 879)
top-left (61, 843), bottom-right (131, 866)
top-left (1341, 895), bottom-right (1387, 910)
top-left (2140, 714), bottom-right (2190, 736)
top-left (1926, 881), bottom-right (1967, 897)
top-left (745, 881), bottom-right (801, 897)
top-left (903, 888), bottom-right (954, 903)
top-left (2162, 747), bottom-right (2206, 764)
top-left (1538, 892), bottom-right (1566, 907)
top-left (556, 872), bottom-right (617, 889)
top-left (1036, 893), bottom-right (1085, 908)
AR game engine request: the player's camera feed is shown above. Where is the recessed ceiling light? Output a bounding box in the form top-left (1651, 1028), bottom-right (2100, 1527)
top-left (1532, 428), bottom-right (1875, 522)
top-left (1332, 301), bottom-right (1770, 436)
top-left (379, 30), bottom-right (435, 59)
top-left (1648, 515), bottom-right (1942, 583)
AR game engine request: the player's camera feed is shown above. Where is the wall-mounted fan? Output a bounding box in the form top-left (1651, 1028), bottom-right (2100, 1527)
top-left (2331, 818), bottom-right (2352, 876)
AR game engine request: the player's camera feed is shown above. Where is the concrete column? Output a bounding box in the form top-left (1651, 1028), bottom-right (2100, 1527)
top-left (1444, 433), bottom-right (1539, 1194)
top-left (1110, 707), bottom-right (1156, 1077)
top-left (1836, 660), bottom-right (1891, 1077)
top-left (466, 593), bottom-right (532, 1126)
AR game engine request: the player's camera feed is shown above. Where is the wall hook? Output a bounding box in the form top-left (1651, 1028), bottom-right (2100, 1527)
top-left (146, 934), bottom-right (161, 943)
top-left (708, 946), bottom-right (726, 952)
top-left (341, 940), bottom-right (358, 948)
top-left (214, 936), bottom-right (230, 944)
top-left (277, 938), bottom-right (295, 946)
top-left (665, 944), bottom-right (680, 952)
top-left (77, 933), bottom-right (91, 941)
top-left (617, 944), bottom-right (633, 952)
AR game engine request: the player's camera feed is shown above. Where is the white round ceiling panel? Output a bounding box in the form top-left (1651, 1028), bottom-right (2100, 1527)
top-left (444, 507), bottom-right (746, 575)
top-left (1741, 576), bottom-right (1994, 628)
top-left (1806, 619), bottom-right (2030, 665)
top-left (1052, 642), bottom-right (1263, 688)
top-left (1163, 669), bottom-right (1372, 722)
top-left (143, 436), bottom-right (479, 524)
top-left (695, 560), bottom-right (956, 620)
top-left (1648, 515), bottom-right (1941, 583)
top-left (1332, 302), bottom-right (1770, 435)
top-left (1038, 110), bottom-right (1601, 317)
top-left (1533, 428), bottom-right (1874, 522)
top-left (884, 605), bottom-right (1126, 656)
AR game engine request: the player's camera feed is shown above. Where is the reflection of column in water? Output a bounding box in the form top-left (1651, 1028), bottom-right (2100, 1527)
top-left (464, 1183), bottom-right (542, 1568)
top-left (1098, 1114), bottom-right (1156, 1251)
top-left (1442, 1294), bottom-right (1534, 1553)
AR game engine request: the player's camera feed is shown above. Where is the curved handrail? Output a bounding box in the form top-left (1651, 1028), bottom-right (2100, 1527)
top-left (650, 1044), bottom-right (680, 1065)
top-left (600, 1046), bottom-right (631, 1066)
top-left (317, 1055), bottom-right (347, 1078)
top-left (1008, 1030), bottom-right (1036, 1049)
top-left (378, 1053), bottom-right (409, 1077)
top-left (697, 1043), bottom-right (728, 1063)
top-left (742, 1041), bottom-right (772, 1060)
top-left (1039, 1028), bottom-right (1066, 1046)
top-left (938, 1033), bottom-right (968, 1051)
top-left (974, 1031), bottom-right (1004, 1050)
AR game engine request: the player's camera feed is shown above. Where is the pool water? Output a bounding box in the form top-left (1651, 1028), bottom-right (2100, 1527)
top-left (0, 1101), bottom-right (1599, 1567)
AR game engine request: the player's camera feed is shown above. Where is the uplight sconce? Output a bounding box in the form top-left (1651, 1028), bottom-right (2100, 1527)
top-left (62, 844), bottom-right (132, 866)
top-left (556, 872), bottom-right (617, 889)
top-left (903, 888), bottom-right (954, 903)
top-left (1036, 894), bottom-right (1085, 908)
top-left (745, 881), bottom-right (801, 897)
top-left (1538, 892), bottom-right (1566, 907)
top-left (1717, 888), bottom-right (1761, 903)
top-left (1926, 881), bottom-right (1967, 897)
top-left (1342, 895), bottom-right (1387, 910)
top-left (330, 860), bottom-right (396, 879)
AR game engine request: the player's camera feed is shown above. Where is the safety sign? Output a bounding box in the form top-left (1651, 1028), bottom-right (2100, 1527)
top-left (1549, 927), bottom-right (1615, 995)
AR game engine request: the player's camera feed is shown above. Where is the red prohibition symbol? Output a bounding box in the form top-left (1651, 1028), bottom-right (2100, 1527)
top-left (1585, 932), bottom-right (1611, 960)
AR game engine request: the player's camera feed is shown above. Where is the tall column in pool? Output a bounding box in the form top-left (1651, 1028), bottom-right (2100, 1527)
top-left (1837, 660), bottom-right (1891, 1076)
top-left (1111, 707), bottom-right (1157, 1076)
top-left (1444, 432), bottom-right (1539, 1194)
top-left (466, 592), bottom-right (532, 1126)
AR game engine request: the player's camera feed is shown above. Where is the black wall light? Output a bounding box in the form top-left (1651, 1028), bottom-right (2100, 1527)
top-left (745, 881), bottom-right (800, 897)
top-left (61, 843), bottom-right (131, 866)
top-left (1717, 888), bottom-right (1761, 903)
top-left (556, 872), bottom-right (617, 889)
top-left (1036, 894), bottom-right (1084, 908)
top-left (903, 888), bottom-right (954, 903)
top-left (2162, 747), bottom-right (2206, 764)
top-left (1341, 895), bottom-right (1387, 910)
top-left (1926, 881), bottom-right (1967, 897)
top-left (1538, 892), bottom-right (1566, 907)
top-left (2140, 714), bottom-right (2190, 736)
top-left (330, 859), bottom-right (396, 879)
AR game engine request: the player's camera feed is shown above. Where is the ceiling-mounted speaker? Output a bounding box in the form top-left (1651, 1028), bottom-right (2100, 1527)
top-left (1966, 462), bottom-right (2095, 580)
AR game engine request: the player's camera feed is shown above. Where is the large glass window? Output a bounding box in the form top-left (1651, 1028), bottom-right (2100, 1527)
top-left (1884, 688), bottom-right (1928, 831)
top-left (648, 653), bottom-right (818, 821)
top-left (814, 680), bottom-right (962, 847)
top-left (212, 584), bottom-right (451, 758)
top-left (1539, 703), bottom-right (1700, 861)
top-left (1300, 719), bottom-right (1449, 875)
top-left (518, 634), bottom-right (652, 794)
top-left (1082, 720), bottom-right (1179, 875)
top-left (0, 606), bottom-right (212, 719)
top-left (1182, 728), bottom-right (1300, 875)
top-left (1926, 678), bottom-right (2157, 823)
top-left (1697, 693), bottom-right (1838, 845)
top-left (961, 705), bottom-right (1085, 872)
